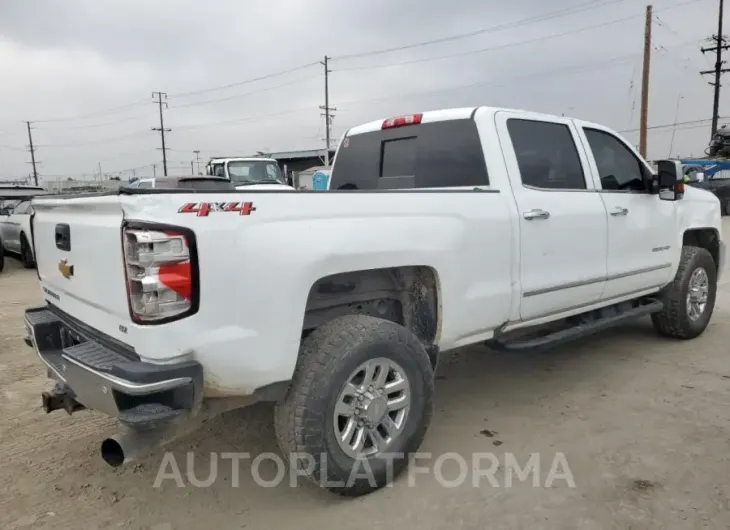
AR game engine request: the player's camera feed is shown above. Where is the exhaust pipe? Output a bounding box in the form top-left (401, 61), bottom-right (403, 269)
top-left (100, 396), bottom-right (254, 468)
top-left (101, 428), bottom-right (171, 468)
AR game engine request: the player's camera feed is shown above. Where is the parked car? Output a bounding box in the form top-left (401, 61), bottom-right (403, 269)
top-left (23, 106), bottom-right (723, 497)
top-left (679, 159), bottom-right (730, 215)
top-left (205, 157), bottom-right (294, 190)
top-left (0, 185), bottom-right (49, 271)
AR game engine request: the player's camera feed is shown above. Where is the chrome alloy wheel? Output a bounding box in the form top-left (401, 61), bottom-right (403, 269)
top-left (333, 357), bottom-right (411, 459)
top-left (687, 267), bottom-right (709, 321)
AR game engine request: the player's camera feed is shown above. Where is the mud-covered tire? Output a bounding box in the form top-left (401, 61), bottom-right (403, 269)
top-left (20, 235), bottom-right (34, 269)
top-left (274, 314), bottom-right (434, 497)
top-left (651, 246), bottom-right (717, 339)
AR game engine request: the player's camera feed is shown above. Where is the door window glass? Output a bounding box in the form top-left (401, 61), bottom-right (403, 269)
top-left (507, 119), bottom-right (587, 190)
top-left (583, 128), bottom-right (648, 191)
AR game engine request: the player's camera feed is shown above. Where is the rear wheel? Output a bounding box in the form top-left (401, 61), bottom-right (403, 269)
top-left (0, 242), bottom-right (4, 273)
top-left (274, 314), bottom-right (434, 496)
top-left (20, 235), bottom-right (34, 269)
top-left (651, 246), bottom-right (717, 339)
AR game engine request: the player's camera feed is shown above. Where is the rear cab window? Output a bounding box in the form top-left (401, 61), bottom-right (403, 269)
top-left (329, 118), bottom-right (489, 190)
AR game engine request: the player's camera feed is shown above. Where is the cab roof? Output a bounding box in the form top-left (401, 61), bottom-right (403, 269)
top-left (344, 106), bottom-right (606, 137)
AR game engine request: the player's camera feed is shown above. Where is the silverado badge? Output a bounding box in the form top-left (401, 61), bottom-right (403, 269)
top-left (58, 259), bottom-right (74, 279)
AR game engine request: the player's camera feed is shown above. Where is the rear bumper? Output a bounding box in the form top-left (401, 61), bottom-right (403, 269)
top-left (24, 306), bottom-right (203, 421)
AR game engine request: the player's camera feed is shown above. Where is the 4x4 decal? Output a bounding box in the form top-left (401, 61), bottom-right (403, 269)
top-left (178, 201), bottom-right (256, 217)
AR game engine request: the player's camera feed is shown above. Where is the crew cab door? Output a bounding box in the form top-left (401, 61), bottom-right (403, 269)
top-left (574, 123), bottom-right (675, 299)
top-left (496, 112), bottom-right (608, 321)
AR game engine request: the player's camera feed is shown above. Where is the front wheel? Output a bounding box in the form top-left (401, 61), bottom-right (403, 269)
top-left (274, 314), bottom-right (434, 496)
top-left (651, 246), bottom-right (717, 339)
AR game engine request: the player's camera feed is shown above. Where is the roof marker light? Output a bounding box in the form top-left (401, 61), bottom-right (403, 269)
top-left (382, 113), bottom-right (423, 130)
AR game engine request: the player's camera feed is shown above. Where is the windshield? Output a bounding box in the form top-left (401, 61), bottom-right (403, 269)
top-left (0, 199), bottom-right (21, 211)
top-left (226, 160), bottom-right (284, 185)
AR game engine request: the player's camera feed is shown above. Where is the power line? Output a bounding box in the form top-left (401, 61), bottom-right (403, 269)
top-left (331, 0), bottom-right (703, 63)
top-left (167, 75), bottom-right (320, 110)
top-left (337, 1), bottom-right (705, 74)
top-left (332, 0), bottom-right (625, 61)
top-left (34, 113), bottom-right (150, 131)
top-left (161, 50), bottom-right (679, 133)
top-left (35, 131), bottom-right (146, 148)
top-left (619, 117), bottom-right (716, 133)
top-left (32, 99), bottom-right (149, 124)
top-left (334, 14), bottom-right (642, 72)
top-left (151, 91), bottom-right (170, 176)
top-left (167, 62), bottom-right (320, 99)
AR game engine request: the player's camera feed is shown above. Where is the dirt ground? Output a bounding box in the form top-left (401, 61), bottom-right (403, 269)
top-left (2, 229), bottom-right (730, 530)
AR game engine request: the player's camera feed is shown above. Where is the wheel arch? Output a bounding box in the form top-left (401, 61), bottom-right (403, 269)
top-left (301, 265), bottom-right (441, 357)
top-left (682, 227), bottom-right (720, 271)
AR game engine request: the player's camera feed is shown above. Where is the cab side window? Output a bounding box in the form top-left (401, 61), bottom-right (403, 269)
top-left (507, 119), bottom-right (587, 190)
top-left (583, 128), bottom-right (649, 192)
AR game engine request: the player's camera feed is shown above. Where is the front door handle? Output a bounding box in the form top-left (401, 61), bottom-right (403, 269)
top-left (523, 209), bottom-right (550, 220)
top-left (610, 206), bottom-right (629, 216)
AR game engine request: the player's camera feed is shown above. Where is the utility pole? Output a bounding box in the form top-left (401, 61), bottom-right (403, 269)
top-left (151, 91), bottom-right (170, 176)
top-left (319, 56), bottom-right (337, 166)
top-left (25, 121), bottom-right (38, 186)
top-left (191, 160), bottom-right (195, 175)
top-left (701, 0), bottom-right (730, 138)
top-left (639, 5), bottom-right (652, 158)
top-left (97, 162), bottom-right (102, 180)
top-left (193, 150), bottom-right (201, 175)
top-left (152, 164), bottom-right (157, 178)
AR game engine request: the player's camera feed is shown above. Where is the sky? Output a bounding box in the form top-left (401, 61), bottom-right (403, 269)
top-left (0, 0), bottom-right (724, 183)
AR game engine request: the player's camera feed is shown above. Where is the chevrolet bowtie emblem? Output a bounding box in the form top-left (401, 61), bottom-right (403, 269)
top-left (58, 259), bottom-right (74, 279)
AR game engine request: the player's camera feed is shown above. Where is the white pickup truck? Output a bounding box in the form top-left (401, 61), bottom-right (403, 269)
top-left (24, 107), bottom-right (724, 497)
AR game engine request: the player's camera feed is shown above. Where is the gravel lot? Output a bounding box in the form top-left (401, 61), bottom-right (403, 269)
top-left (2, 225), bottom-right (730, 530)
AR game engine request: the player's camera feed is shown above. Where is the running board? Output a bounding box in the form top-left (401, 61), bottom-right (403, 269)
top-left (488, 299), bottom-right (664, 353)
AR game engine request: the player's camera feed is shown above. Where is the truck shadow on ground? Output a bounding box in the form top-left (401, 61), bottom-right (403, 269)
top-left (106, 317), bottom-right (679, 505)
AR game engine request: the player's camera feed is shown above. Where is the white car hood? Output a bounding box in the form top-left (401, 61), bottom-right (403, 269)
top-left (234, 183), bottom-right (294, 191)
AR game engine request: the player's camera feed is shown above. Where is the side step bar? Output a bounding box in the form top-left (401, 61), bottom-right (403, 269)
top-left (488, 299), bottom-right (664, 353)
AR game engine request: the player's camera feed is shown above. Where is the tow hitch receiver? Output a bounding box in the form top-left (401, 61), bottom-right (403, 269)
top-left (41, 383), bottom-right (85, 415)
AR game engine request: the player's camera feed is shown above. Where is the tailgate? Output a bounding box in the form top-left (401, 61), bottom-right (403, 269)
top-left (32, 195), bottom-right (130, 340)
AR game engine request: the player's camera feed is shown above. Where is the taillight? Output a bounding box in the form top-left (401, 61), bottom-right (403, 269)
top-left (382, 113), bottom-right (423, 129)
top-left (122, 225), bottom-right (198, 323)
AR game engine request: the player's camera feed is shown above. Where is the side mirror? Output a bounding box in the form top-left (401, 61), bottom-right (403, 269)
top-left (655, 159), bottom-right (683, 201)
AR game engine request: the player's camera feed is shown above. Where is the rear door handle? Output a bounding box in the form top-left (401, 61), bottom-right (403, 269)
top-left (610, 206), bottom-right (629, 216)
top-left (523, 209), bottom-right (550, 220)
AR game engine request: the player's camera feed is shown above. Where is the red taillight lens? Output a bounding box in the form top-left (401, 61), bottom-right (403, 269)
top-left (122, 226), bottom-right (196, 323)
top-left (382, 113), bottom-right (423, 129)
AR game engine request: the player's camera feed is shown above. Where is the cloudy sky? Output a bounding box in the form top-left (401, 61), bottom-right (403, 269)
top-left (0, 0), bottom-right (724, 182)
